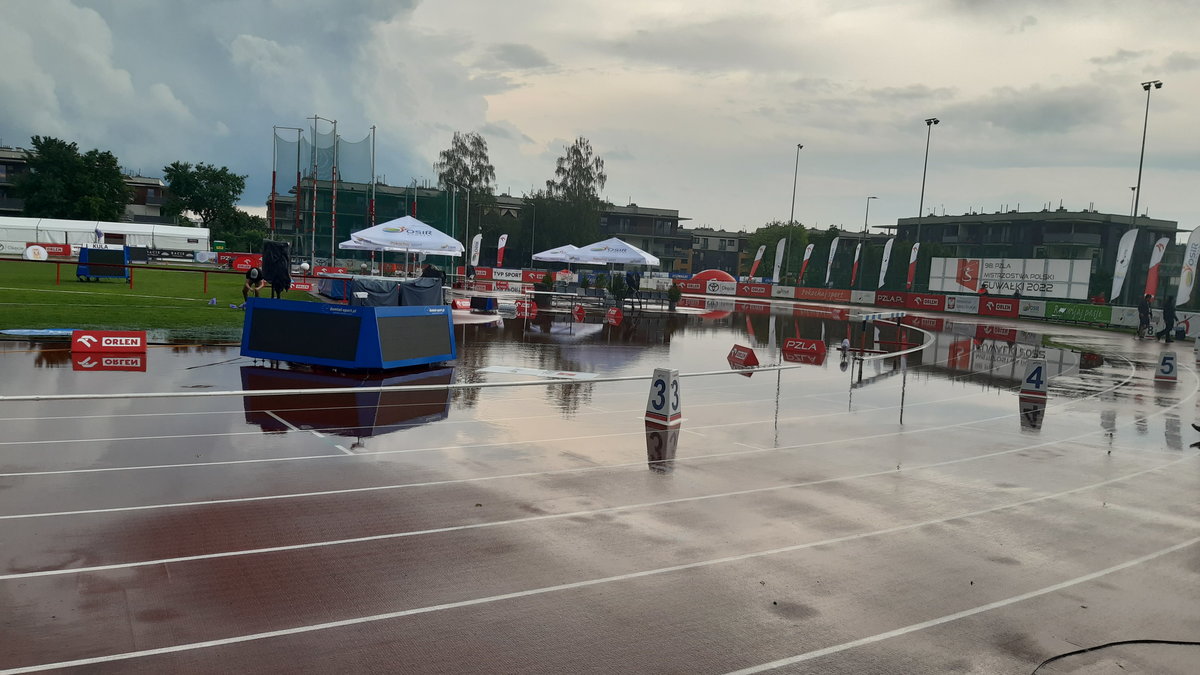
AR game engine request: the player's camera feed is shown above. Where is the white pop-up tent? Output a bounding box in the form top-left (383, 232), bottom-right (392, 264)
top-left (567, 237), bottom-right (660, 266)
top-left (532, 244), bottom-right (581, 263)
top-left (348, 216), bottom-right (464, 256)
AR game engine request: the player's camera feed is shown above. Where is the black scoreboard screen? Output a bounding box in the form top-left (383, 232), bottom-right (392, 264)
top-left (247, 308), bottom-right (362, 361)
top-left (377, 314), bottom-right (455, 363)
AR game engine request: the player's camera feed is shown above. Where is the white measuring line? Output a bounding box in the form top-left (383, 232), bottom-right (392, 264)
top-left (0, 356), bottom-right (1139, 479)
top-left (2, 459), bottom-right (1195, 674)
top-left (264, 412), bottom-right (352, 456)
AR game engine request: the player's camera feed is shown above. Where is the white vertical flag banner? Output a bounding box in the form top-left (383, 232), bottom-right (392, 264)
top-left (799, 243), bottom-right (815, 283)
top-left (824, 237), bottom-right (840, 286)
top-left (1174, 226), bottom-right (1200, 307)
top-left (772, 238), bottom-right (786, 283)
top-left (878, 237), bottom-right (895, 289)
top-left (1144, 237), bottom-right (1170, 298)
top-left (496, 234), bottom-right (509, 267)
top-left (470, 233), bottom-right (482, 267)
top-left (749, 245), bottom-right (767, 278)
top-left (850, 242), bottom-right (862, 285)
top-left (1111, 229), bottom-right (1138, 300)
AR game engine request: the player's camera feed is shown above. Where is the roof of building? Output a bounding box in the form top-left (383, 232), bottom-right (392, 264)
top-left (891, 208), bottom-right (1178, 231)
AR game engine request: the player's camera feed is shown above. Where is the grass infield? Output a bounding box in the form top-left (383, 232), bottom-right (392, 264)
top-left (0, 260), bottom-right (320, 334)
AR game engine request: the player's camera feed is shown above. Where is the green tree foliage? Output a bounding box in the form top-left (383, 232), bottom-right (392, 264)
top-left (745, 221), bottom-right (808, 282)
top-left (505, 137), bottom-right (608, 263)
top-left (14, 136), bottom-right (130, 221)
top-left (216, 209), bottom-right (269, 254)
top-left (434, 132), bottom-right (496, 195)
top-left (162, 161), bottom-right (247, 229)
top-left (545, 137), bottom-right (606, 205)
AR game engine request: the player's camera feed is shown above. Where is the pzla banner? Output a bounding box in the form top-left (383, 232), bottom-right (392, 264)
top-left (1110, 229), bottom-right (1138, 300)
top-left (825, 238), bottom-right (840, 286)
top-left (850, 242), bottom-right (862, 286)
top-left (496, 234), bottom-right (509, 267)
top-left (749, 245), bottom-right (767, 278)
top-left (878, 238), bottom-right (894, 289)
top-left (906, 243), bottom-right (920, 290)
top-left (470, 234), bottom-right (482, 267)
top-left (1175, 226), bottom-right (1200, 307)
top-left (1144, 237), bottom-right (1170, 298)
top-left (798, 243), bottom-right (815, 283)
top-left (772, 238), bottom-right (786, 283)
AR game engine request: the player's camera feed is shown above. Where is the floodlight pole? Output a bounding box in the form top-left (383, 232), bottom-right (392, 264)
top-left (1132, 80), bottom-right (1162, 224)
top-left (785, 143), bottom-right (802, 280)
top-left (916, 117), bottom-right (938, 244)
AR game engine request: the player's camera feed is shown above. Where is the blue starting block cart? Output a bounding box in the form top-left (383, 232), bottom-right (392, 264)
top-left (76, 246), bottom-right (130, 282)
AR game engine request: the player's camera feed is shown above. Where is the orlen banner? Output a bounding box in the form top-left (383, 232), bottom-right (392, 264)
top-left (928, 257), bottom-right (1091, 300)
top-left (979, 296), bottom-right (1019, 318)
top-left (905, 293), bottom-right (945, 312)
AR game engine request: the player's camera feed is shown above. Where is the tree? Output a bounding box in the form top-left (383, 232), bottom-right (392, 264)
top-left (14, 136), bottom-right (130, 221)
top-left (434, 132), bottom-right (496, 195)
top-left (162, 161), bottom-right (246, 228)
top-left (216, 209), bottom-right (269, 254)
top-left (745, 220), bottom-right (808, 282)
top-left (545, 137), bottom-right (606, 204)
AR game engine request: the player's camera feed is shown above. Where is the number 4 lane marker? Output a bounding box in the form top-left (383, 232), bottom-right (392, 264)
top-left (1019, 359), bottom-right (1048, 397)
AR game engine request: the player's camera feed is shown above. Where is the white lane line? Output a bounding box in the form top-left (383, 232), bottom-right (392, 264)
top-left (3, 434), bottom-right (1193, 580)
top-left (0, 357), bottom-right (1141, 479)
top-left (264, 411), bottom-right (300, 432)
top-left (334, 445), bottom-right (353, 455)
top-left (3, 467), bottom-right (1195, 674)
top-left (721, 536), bottom-right (1200, 674)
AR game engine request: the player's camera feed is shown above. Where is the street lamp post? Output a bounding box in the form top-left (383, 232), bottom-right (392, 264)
top-left (1132, 80), bottom-right (1163, 223)
top-left (916, 118), bottom-right (939, 244)
top-left (785, 143), bottom-right (803, 280)
top-left (859, 196), bottom-right (877, 289)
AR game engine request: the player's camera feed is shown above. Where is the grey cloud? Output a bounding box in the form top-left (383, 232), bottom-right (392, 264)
top-left (1009, 15), bottom-right (1037, 33)
top-left (1163, 51), bottom-right (1200, 72)
top-left (868, 85), bottom-right (957, 103)
top-left (597, 14), bottom-right (789, 73)
top-left (947, 85), bottom-right (1116, 134)
top-left (480, 122), bottom-right (534, 145)
top-left (481, 43), bottom-right (553, 70)
top-left (605, 149), bottom-right (635, 161)
top-left (1089, 49), bottom-right (1148, 65)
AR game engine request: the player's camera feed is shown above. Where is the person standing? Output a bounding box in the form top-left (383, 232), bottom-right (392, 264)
top-left (1138, 294), bottom-right (1153, 339)
top-left (1155, 297), bottom-right (1177, 342)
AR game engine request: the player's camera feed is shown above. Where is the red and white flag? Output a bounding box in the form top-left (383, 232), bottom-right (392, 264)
top-left (749, 245), bottom-right (767, 278)
top-left (1144, 237), bottom-right (1169, 298)
top-left (906, 243), bottom-right (920, 290)
top-left (798, 243), bottom-right (815, 283)
top-left (850, 242), bottom-right (862, 286)
top-left (496, 234), bottom-right (509, 267)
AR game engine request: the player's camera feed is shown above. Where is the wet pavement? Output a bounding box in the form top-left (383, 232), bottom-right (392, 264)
top-left (1, 299), bottom-right (1197, 674)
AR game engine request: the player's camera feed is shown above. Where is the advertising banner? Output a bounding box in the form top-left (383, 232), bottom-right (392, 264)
top-left (496, 234), bottom-right (508, 268)
top-left (472, 266), bottom-right (493, 280)
top-left (27, 242), bottom-right (72, 257)
top-left (903, 315), bottom-right (944, 333)
top-left (875, 291), bottom-right (907, 308)
top-left (736, 283), bottom-right (772, 298)
top-left (944, 294), bottom-right (980, 314)
top-left (72, 330), bottom-right (147, 353)
top-left (705, 280), bottom-right (737, 295)
top-left (71, 353), bottom-right (147, 372)
top-left (1045, 301), bottom-right (1112, 324)
top-left (1110, 305), bottom-right (1139, 328)
top-left (850, 290), bottom-right (876, 305)
top-left (492, 268), bottom-right (523, 282)
top-left (906, 243), bottom-right (919, 290)
top-left (798, 243), bottom-right (815, 283)
top-left (676, 279), bottom-right (705, 293)
top-left (1018, 299), bottom-right (1046, 318)
top-left (878, 238), bottom-right (894, 289)
top-left (522, 269), bottom-right (550, 284)
top-left (905, 292), bottom-right (945, 312)
top-left (1111, 229), bottom-right (1138, 300)
top-left (979, 297), bottom-right (1020, 318)
top-left (1144, 237), bottom-right (1169, 298)
top-left (470, 233), bottom-right (482, 267)
top-left (1175, 225), bottom-right (1200, 307)
top-left (850, 242), bottom-right (861, 286)
top-left (928, 257), bottom-right (1090, 299)
top-left (749, 245), bottom-right (766, 278)
top-left (976, 325), bottom-right (1018, 343)
top-left (771, 285), bottom-right (796, 299)
top-left (772, 238), bottom-right (786, 283)
top-left (793, 287), bottom-right (851, 303)
top-left (825, 237), bottom-right (840, 287)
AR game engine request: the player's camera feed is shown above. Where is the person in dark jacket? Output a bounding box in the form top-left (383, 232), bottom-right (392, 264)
top-left (1138, 294), bottom-right (1153, 338)
top-left (1155, 297), bottom-right (1177, 342)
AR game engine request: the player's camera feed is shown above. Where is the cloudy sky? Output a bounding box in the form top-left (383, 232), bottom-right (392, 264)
top-left (2, 0), bottom-right (1197, 234)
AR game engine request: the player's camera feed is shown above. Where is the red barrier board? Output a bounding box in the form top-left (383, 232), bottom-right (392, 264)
top-left (605, 307), bottom-right (623, 326)
top-left (290, 282), bottom-right (314, 291)
top-left (312, 265), bottom-right (346, 275)
top-left (905, 293), bottom-right (945, 311)
top-left (727, 344), bottom-right (760, 369)
top-left (875, 291), bottom-right (907, 308)
top-left (677, 296), bottom-right (705, 309)
top-left (27, 242), bottom-right (72, 257)
top-left (522, 270), bottom-right (549, 284)
top-left (976, 325), bottom-right (1018, 342)
top-left (675, 279), bottom-right (705, 293)
top-left (782, 350), bottom-right (826, 365)
top-left (452, 298), bottom-right (471, 310)
top-left (71, 330), bottom-right (147, 353)
top-left (736, 283), bottom-right (772, 298)
top-left (516, 299), bottom-right (537, 319)
top-left (979, 297), bottom-right (1019, 318)
top-left (734, 300), bottom-right (771, 314)
top-left (573, 305), bottom-right (586, 322)
top-left (793, 287), bottom-right (852, 303)
top-left (792, 304), bottom-right (849, 320)
top-left (472, 267), bottom-right (493, 280)
top-left (72, 352), bottom-right (146, 372)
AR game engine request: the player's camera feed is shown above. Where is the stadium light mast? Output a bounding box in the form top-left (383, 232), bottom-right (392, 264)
top-left (785, 143), bottom-right (803, 280)
top-left (1132, 80), bottom-right (1163, 223)
top-left (916, 117), bottom-right (939, 244)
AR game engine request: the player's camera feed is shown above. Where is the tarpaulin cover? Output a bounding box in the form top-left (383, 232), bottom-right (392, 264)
top-left (400, 277), bottom-right (443, 306)
top-left (262, 240), bottom-right (292, 295)
top-left (349, 277), bottom-right (400, 306)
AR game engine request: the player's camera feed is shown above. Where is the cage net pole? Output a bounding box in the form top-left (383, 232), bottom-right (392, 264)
top-left (270, 127), bottom-right (277, 233)
top-left (330, 119), bottom-right (338, 267)
top-left (370, 125), bottom-right (377, 227)
top-left (308, 116), bottom-right (318, 269)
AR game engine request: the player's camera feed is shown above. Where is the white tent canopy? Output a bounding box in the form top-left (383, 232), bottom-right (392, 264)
top-left (348, 216), bottom-right (464, 256)
top-left (567, 237), bottom-right (660, 266)
top-left (532, 244), bottom-right (581, 263)
top-left (338, 239), bottom-right (461, 257)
